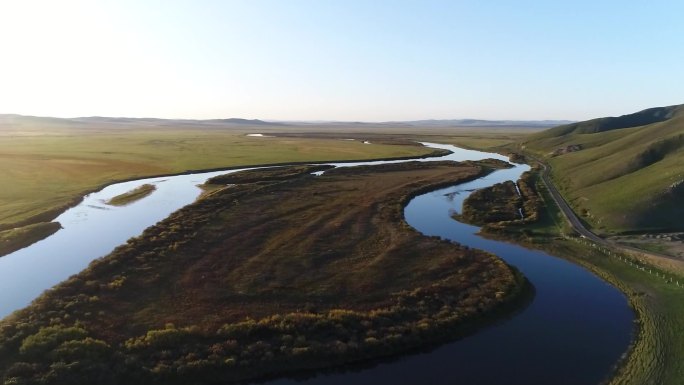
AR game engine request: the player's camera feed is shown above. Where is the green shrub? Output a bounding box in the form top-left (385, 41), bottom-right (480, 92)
top-left (19, 325), bottom-right (87, 359)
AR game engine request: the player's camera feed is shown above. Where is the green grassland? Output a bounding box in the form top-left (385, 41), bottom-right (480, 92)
top-left (522, 104), bottom-right (684, 233)
top-left (415, 128), bottom-right (539, 150)
top-left (0, 124), bottom-right (431, 231)
top-left (0, 161), bottom-right (527, 384)
top-left (254, 125), bottom-right (542, 153)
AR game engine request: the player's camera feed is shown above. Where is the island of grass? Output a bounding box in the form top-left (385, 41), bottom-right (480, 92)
top-left (0, 222), bottom-right (61, 257)
top-left (106, 184), bottom-right (156, 206)
top-left (457, 171), bottom-right (543, 232)
top-left (0, 161), bottom-right (529, 384)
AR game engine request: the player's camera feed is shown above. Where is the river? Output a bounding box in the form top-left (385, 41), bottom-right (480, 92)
top-left (0, 143), bottom-right (633, 385)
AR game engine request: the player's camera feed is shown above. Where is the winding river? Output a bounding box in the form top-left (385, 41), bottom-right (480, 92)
top-left (0, 143), bottom-right (633, 385)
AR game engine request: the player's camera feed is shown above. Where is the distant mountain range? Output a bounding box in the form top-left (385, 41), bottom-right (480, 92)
top-left (0, 114), bottom-right (571, 128)
top-left (0, 114), bottom-right (284, 127)
top-left (383, 119), bottom-right (574, 127)
top-left (0, 115), bottom-right (284, 126)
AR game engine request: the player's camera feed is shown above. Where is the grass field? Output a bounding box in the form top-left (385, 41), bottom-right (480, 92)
top-left (250, 126), bottom-right (541, 153)
top-left (0, 127), bottom-right (431, 230)
top-left (522, 104), bottom-right (684, 233)
top-left (408, 128), bottom-right (539, 151)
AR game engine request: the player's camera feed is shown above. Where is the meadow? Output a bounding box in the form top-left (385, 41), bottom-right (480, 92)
top-left (0, 119), bottom-right (443, 258)
top-left (0, 127), bottom-right (431, 228)
top-left (521, 104), bottom-right (684, 233)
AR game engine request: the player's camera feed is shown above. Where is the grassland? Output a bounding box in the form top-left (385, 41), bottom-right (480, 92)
top-left (0, 161), bottom-right (527, 384)
top-left (0, 129), bottom-right (431, 229)
top-left (106, 184), bottom-right (156, 206)
top-left (257, 125), bottom-right (542, 156)
top-left (0, 116), bottom-right (446, 264)
top-left (522, 104), bottom-right (684, 233)
top-left (410, 128), bottom-right (540, 151)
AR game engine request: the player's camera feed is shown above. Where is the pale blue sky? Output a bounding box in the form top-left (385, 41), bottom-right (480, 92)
top-left (0, 0), bottom-right (682, 121)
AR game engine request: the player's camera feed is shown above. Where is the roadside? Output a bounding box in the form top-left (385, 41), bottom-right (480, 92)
top-left (530, 155), bottom-right (684, 276)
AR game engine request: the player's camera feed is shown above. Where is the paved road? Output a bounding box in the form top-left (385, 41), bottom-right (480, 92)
top-left (534, 157), bottom-right (681, 263)
top-left (537, 161), bottom-right (604, 243)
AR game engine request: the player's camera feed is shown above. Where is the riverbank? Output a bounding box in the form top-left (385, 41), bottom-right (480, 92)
top-left (540, 239), bottom-right (683, 385)
top-left (0, 222), bottom-right (61, 257)
top-left (466, 166), bottom-right (684, 385)
top-left (0, 160), bottom-right (529, 384)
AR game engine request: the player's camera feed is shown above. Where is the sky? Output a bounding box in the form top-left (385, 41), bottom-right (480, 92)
top-left (0, 0), bottom-right (683, 121)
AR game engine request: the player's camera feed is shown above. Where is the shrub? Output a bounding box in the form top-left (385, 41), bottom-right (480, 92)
top-left (19, 325), bottom-right (87, 359)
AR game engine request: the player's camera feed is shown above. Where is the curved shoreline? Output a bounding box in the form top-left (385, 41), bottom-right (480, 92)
top-left (455, 160), bottom-right (647, 385)
top-left (485, 232), bottom-right (647, 384)
top-left (242, 278), bottom-right (536, 385)
top-left (511, 153), bottom-right (674, 384)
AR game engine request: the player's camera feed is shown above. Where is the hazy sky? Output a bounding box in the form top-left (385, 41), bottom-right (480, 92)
top-left (1, 1), bottom-right (683, 121)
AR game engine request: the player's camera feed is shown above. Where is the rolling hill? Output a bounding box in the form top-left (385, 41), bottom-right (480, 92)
top-left (522, 104), bottom-right (684, 233)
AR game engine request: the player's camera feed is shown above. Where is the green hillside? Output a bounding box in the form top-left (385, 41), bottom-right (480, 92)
top-left (522, 104), bottom-right (684, 233)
